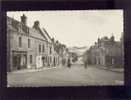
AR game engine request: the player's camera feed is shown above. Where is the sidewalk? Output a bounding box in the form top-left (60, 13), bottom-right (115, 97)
top-left (9, 66), bottom-right (62, 74)
top-left (93, 65), bottom-right (124, 73)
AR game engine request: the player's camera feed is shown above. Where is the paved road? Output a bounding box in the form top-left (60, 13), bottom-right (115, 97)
top-left (7, 64), bottom-right (124, 87)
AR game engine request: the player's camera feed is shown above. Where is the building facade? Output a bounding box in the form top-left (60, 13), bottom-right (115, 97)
top-left (86, 36), bottom-right (123, 67)
top-left (7, 14), bottom-right (60, 72)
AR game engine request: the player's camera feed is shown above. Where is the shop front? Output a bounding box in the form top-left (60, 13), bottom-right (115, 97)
top-left (12, 51), bottom-right (27, 71)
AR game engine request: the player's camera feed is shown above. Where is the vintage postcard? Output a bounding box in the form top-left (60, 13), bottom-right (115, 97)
top-left (7, 10), bottom-right (124, 87)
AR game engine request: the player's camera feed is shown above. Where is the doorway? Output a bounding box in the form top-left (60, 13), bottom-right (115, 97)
top-left (12, 51), bottom-right (27, 70)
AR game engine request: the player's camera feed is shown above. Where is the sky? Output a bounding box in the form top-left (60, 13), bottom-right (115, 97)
top-left (7, 10), bottom-right (123, 47)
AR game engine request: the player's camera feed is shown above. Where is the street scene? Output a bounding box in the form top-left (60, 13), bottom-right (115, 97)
top-left (7, 10), bottom-right (124, 86)
top-left (8, 64), bottom-right (123, 87)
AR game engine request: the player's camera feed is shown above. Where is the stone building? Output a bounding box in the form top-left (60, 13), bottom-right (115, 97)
top-left (86, 36), bottom-right (123, 67)
top-left (62, 48), bottom-right (70, 66)
top-left (51, 39), bottom-right (70, 66)
top-left (7, 14), bottom-right (60, 72)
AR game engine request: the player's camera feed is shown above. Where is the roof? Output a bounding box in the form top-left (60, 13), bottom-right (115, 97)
top-left (29, 28), bottom-right (47, 41)
top-left (35, 27), bottom-right (48, 41)
top-left (42, 28), bottom-right (52, 43)
top-left (7, 16), bottom-right (48, 42)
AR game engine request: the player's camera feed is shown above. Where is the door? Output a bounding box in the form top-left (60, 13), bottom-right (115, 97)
top-left (12, 51), bottom-right (27, 70)
top-left (12, 55), bottom-right (21, 70)
top-left (42, 56), bottom-right (45, 67)
top-left (20, 54), bottom-right (27, 69)
top-left (54, 57), bottom-right (56, 66)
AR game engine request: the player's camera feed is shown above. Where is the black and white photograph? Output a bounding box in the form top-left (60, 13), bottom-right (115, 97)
top-left (7, 10), bottom-right (124, 87)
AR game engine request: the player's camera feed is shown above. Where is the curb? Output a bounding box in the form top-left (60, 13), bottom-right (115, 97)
top-left (94, 66), bottom-right (124, 73)
top-left (9, 66), bottom-right (62, 74)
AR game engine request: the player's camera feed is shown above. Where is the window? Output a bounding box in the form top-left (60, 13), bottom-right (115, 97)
top-left (39, 44), bottom-right (41, 53)
top-left (42, 44), bottom-right (45, 52)
top-left (19, 37), bottom-right (22, 47)
top-left (28, 39), bottom-right (30, 48)
top-left (50, 57), bottom-right (52, 63)
top-left (50, 47), bottom-right (52, 54)
top-left (30, 55), bottom-right (32, 64)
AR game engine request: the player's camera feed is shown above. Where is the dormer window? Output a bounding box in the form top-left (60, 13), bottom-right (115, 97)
top-left (12, 20), bottom-right (19, 31)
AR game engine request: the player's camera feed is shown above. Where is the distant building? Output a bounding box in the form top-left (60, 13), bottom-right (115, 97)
top-left (61, 48), bottom-right (70, 66)
top-left (7, 14), bottom-right (60, 72)
top-left (52, 39), bottom-right (70, 66)
top-left (86, 35), bottom-right (123, 67)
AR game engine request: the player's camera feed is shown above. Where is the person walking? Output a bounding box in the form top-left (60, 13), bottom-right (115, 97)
top-left (67, 58), bottom-right (71, 68)
top-left (83, 53), bottom-right (88, 69)
top-left (84, 60), bottom-right (88, 69)
top-left (62, 58), bottom-right (66, 66)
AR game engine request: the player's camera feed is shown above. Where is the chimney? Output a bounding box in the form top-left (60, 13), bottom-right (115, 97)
top-left (110, 35), bottom-right (115, 42)
top-left (33, 21), bottom-right (40, 29)
top-left (98, 38), bottom-right (100, 43)
top-left (21, 14), bottom-right (27, 25)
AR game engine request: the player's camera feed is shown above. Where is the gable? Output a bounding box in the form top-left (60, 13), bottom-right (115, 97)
top-left (29, 28), bottom-right (47, 41)
top-left (41, 28), bottom-right (52, 43)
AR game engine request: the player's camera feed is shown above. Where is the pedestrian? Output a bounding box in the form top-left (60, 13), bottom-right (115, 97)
top-left (67, 58), bottom-right (71, 68)
top-left (84, 61), bottom-right (88, 69)
top-left (83, 53), bottom-right (88, 69)
top-left (62, 58), bottom-right (66, 66)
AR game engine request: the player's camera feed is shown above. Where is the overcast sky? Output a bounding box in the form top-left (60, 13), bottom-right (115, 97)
top-left (7, 10), bottom-right (123, 47)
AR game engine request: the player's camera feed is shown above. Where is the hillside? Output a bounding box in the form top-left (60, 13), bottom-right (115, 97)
top-left (68, 46), bottom-right (88, 56)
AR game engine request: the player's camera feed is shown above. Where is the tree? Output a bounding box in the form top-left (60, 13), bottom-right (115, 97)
top-left (71, 52), bottom-right (78, 62)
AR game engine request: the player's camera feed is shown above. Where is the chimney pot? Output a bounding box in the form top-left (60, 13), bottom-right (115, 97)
top-left (33, 21), bottom-right (40, 29)
top-left (21, 14), bottom-right (27, 25)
